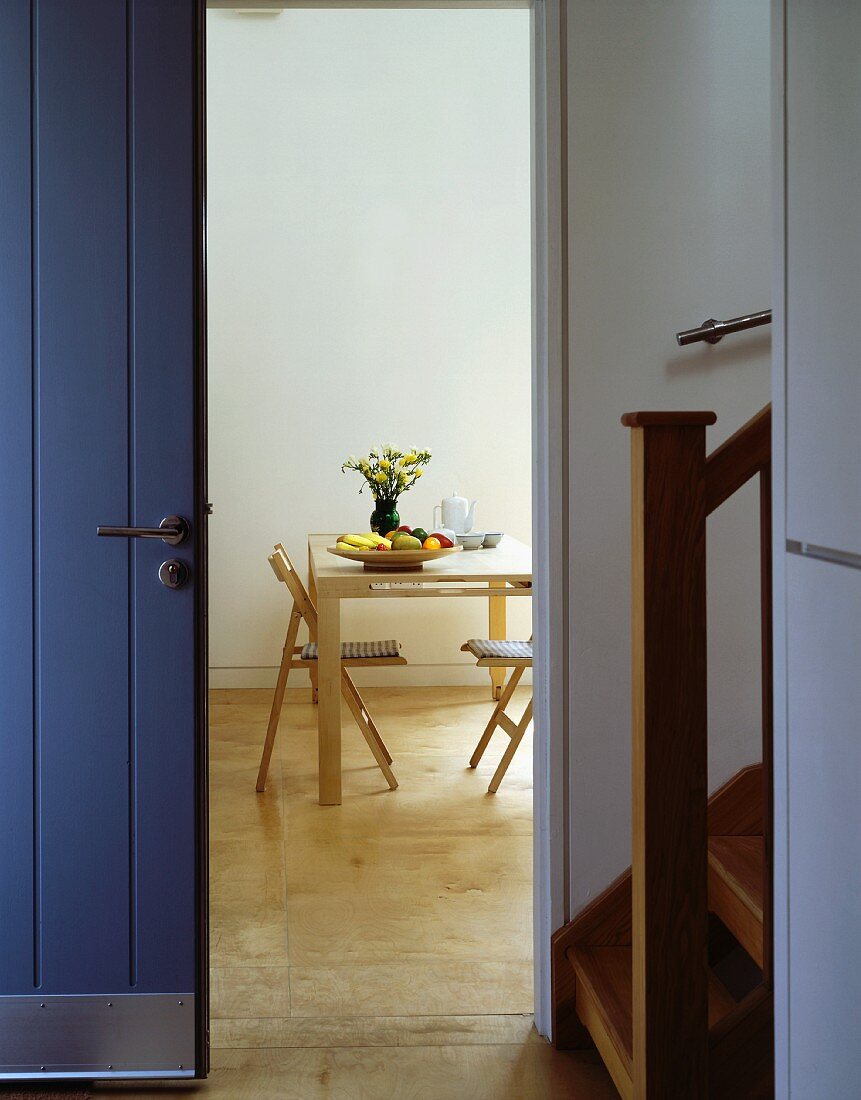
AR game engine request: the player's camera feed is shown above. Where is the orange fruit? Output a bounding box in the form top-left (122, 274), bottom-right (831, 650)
top-left (385, 530), bottom-right (398, 540)
top-left (423, 536), bottom-right (441, 550)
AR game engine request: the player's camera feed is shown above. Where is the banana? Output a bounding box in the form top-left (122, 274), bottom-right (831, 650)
top-left (335, 533), bottom-right (395, 551)
top-left (339, 533), bottom-right (377, 549)
top-left (363, 533), bottom-right (393, 548)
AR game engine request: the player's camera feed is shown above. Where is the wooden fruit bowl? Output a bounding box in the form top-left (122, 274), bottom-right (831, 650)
top-left (327, 545), bottom-right (463, 570)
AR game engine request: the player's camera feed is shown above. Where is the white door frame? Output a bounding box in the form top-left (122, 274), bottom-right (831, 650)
top-left (208, 0), bottom-right (568, 1039)
top-left (528, 0), bottom-right (567, 1037)
top-left (770, 3), bottom-right (789, 1090)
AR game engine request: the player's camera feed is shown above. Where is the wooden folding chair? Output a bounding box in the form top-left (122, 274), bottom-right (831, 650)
top-left (461, 638), bottom-right (533, 793)
top-left (256, 544), bottom-right (407, 793)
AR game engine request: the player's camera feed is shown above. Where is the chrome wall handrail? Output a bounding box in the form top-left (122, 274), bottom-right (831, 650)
top-left (676, 309), bottom-right (772, 347)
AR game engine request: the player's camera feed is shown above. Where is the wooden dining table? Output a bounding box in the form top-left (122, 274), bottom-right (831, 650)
top-left (307, 532), bottom-right (533, 805)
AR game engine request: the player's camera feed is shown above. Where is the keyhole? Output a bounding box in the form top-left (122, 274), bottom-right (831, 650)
top-left (159, 559), bottom-right (189, 589)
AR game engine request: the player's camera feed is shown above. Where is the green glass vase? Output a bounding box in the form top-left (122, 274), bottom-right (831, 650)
top-left (370, 500), bottom-right (400, 535)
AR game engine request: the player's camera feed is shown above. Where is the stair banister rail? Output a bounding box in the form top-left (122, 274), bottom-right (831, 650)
top-left (620, 405), bottom-right (773, 1098)
top-left (705, 403), bottom-right (774, 988)
top-left (705, 404), bottom-right (772, 514)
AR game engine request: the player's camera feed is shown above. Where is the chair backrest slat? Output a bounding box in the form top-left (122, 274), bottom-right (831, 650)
top-left (269, 543), bottom-right (318, 630)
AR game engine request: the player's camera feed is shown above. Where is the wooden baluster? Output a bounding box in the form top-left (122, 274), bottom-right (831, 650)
top-left (623, 411), bottom-right (715, 1100)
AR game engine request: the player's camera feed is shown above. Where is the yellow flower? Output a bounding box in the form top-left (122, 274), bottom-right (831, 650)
top-left (374, 472), bottom-right (387, 484)
top-left (379, 459), bottom-right (391, 470)
top-left (404, 452), bottom-right (417, 464)
top-left (414, 468), bottom-right (423, 478)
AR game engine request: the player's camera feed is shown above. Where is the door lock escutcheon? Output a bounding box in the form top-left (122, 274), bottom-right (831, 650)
top-left (158, 559), bottom-right (190, 589)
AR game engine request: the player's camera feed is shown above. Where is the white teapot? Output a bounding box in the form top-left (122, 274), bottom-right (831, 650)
top-left (434, 491), bottom-right (478, 535)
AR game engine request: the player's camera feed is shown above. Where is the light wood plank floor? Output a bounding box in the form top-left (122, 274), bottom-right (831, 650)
top-left (96, 686), bottom-right (616, 1099)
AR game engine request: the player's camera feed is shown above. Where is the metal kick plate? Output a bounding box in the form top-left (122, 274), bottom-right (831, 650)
top-left (0, 993), bottom-right (195, 1080)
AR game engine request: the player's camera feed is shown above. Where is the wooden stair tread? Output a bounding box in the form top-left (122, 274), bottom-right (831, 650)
top-left (569, 945), bottom-right (738, 1099)
top-left (708, 835), bottom-right (764, 966)
top-left (709, 835), bottom-right (764, 919)
top-left (569, 947), bottom-right (633, 1090)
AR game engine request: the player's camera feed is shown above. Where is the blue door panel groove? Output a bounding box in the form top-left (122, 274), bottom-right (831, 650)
top-left (129, 0), bottom-right (197, 993)
top-left (36, 0), bottom-right (132, 994)
top-left (0, 0), bottom-right (37, 994)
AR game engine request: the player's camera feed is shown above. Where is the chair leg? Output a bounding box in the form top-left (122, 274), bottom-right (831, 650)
top-left (340, 672), bottom-right (398, 790)
top-left (307, 547), bottom-right (319, 704)
top-left (342, 670), bottom-right (394, 765)
top-left (488, 696), bottom-right (533, 794)
top-left (363, 708), bottom-right (393, 766)
top-left (470, 665), bottom-right (524, 768)
top-left (256, 609), bottom-right (301, 793)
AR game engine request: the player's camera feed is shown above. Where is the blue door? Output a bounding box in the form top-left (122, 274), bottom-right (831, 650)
top-left (0, 0), bottom-right (206, 1081)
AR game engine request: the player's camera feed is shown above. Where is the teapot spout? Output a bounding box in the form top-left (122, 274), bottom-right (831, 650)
top-left (465, 501), bottom-right (478, 532)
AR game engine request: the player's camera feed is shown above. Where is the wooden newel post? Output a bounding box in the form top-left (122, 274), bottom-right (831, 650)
top-left (622, 411), bottom-right (716, 1100)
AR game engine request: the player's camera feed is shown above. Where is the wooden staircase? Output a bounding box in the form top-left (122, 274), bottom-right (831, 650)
top-left (552, 407), bottom-right (774, 1099)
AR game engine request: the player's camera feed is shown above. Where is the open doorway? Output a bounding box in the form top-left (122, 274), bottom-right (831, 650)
top-left (204, 3), bottom-right (544, 1084)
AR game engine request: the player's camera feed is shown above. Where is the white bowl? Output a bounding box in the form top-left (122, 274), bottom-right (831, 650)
top-left (457, 532), bottom-right (484, 550)
top-left (482, 532), bottom-right (503, 548)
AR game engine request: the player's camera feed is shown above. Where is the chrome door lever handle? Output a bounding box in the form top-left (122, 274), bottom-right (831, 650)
top-left (97, 514), bottom-right (190, 546)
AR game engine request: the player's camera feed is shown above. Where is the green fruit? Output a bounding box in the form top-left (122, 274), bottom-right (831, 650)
top-left (411, 528), bottom-right (429, 544)
top-left (392, 534), bottom-right (422, 551)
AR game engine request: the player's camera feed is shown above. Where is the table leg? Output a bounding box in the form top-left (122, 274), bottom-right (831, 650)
top-left (488, 580), bottom-right (507, 700)
top-left (308, 547), bottom-right (319, 704)
top-left (317, 595), bottom-right (342, 805)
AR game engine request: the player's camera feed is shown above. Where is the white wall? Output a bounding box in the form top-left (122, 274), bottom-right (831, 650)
top-left (564, 0), bottom-right (773, 911)
top-left (206, 8), bottom-right (532, 688)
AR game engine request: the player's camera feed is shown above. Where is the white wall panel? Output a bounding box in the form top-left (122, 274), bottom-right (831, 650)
top-left (785, 553), bottom-right (861, 1095)
top-left (786, 4), bottom-right (861, 556)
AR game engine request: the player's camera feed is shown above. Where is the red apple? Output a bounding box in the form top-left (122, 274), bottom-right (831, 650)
top-left (430, 532), bottom-right (454, 549)
top-left (397, 525), bottom-right (412, 534)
